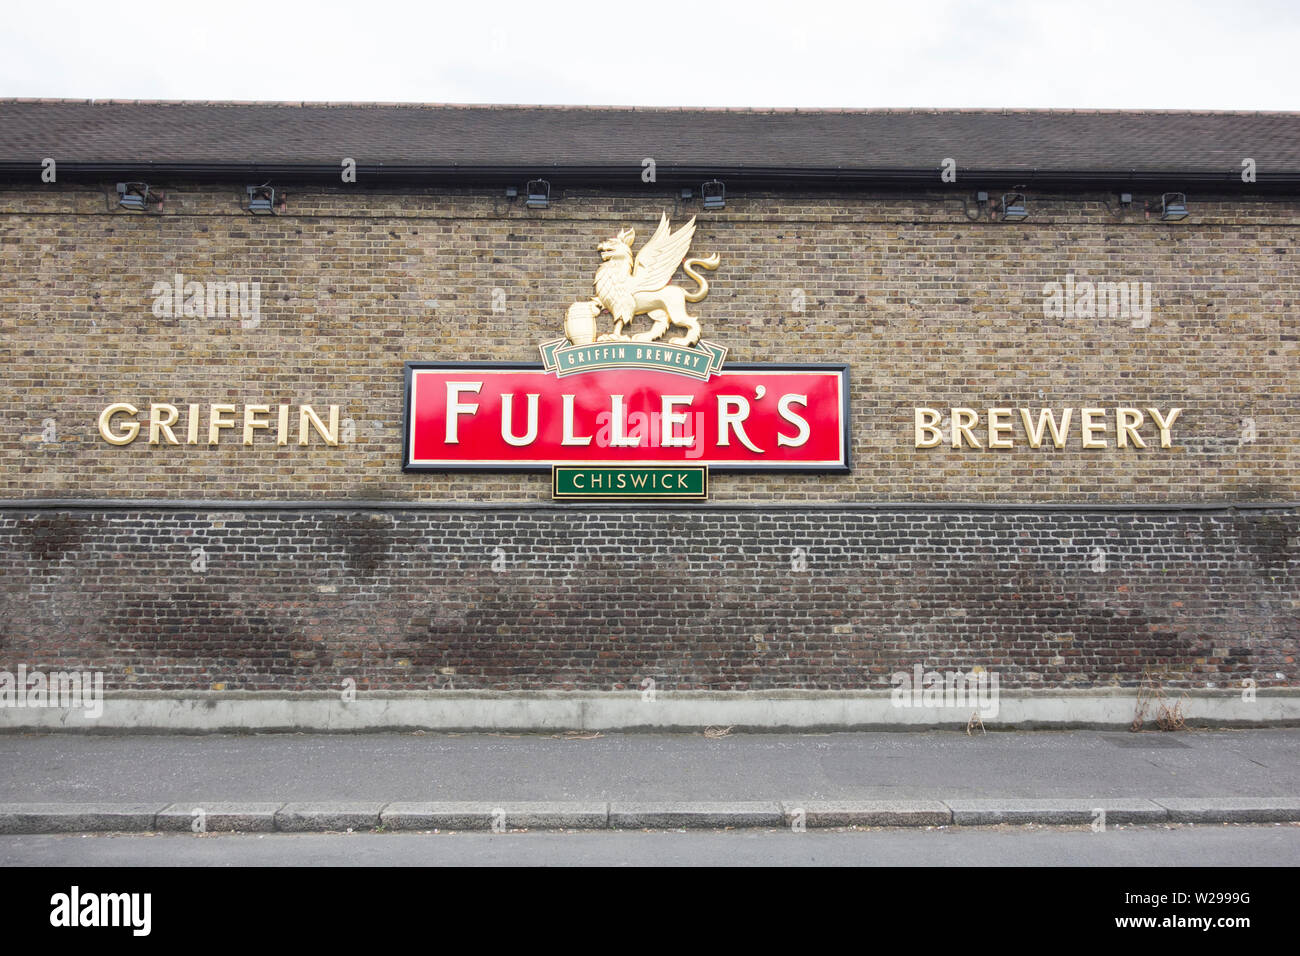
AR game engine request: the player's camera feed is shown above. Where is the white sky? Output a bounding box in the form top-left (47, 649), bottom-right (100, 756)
top-left (2, 0), bottom-right (1297, 109)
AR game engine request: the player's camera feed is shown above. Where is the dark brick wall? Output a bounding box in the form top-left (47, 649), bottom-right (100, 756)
top-left (2, 507), bottom-right (1294, 691)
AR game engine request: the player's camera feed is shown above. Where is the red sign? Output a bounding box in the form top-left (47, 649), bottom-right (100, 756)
top-left (402, 363), bottom-right (850, 472)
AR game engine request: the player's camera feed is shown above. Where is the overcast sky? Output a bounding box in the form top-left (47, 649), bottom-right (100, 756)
top-left (2, 0), bottom-right (1296, 110)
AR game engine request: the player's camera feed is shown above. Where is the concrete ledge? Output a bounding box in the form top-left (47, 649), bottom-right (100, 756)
top-left (2, 687), bottom-right (1297, 733)
top-left (380, 801), bottom-right (608, 830)
top-left (1, 798), bottom-right (1298, 833)
top-left (0, 802), bottom-right (166, 834)
top-left (155, 802), bottom-right (282, 833)
top-left (1154, 797), bottom-right (1300, 824)
top-left (946, 798), bottom-right (1168, 825)
top-left (610, 802), bottom-right (783, 829)
top-left (274, 802), bottom-right (386, 832)
top-left (781, 800), bottom-right (952, 827)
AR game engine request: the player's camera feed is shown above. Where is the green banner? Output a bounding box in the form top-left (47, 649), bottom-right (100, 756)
top-left (553, 465), bottom-right (708, 499)
top-left (539, 338), bottom-right (727, 380)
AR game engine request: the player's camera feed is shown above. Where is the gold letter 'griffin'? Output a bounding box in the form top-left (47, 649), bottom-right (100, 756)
top-left (563, 213), bottom-right (720, 348)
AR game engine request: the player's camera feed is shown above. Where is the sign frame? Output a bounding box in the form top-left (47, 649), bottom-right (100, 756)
top-left (401, 361), bottom-right (851, 474)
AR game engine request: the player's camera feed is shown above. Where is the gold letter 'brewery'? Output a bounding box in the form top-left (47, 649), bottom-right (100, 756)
top-left (914, 406), bottom-right (1183, 449)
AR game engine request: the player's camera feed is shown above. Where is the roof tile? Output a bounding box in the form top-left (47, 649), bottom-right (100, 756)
top-left (0, 100), bottom-right (1295, 172)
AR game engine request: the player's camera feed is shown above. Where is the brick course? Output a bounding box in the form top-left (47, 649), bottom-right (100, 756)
top-left (1, 507), bottom-right (1294, 691)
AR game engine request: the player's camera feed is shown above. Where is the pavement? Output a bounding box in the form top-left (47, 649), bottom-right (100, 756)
top-left (6, 825), bottom-right (1299, 866)
top-left (1, 728), bottom-right (1298, 833)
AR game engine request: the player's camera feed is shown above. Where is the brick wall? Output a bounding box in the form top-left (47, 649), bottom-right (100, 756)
top-left (1, 185), bottom-right (1296, 503)
top-left (1, 507), bottom-right (1294, 691)
top-left (1, 184), bottom-right (1296, 691)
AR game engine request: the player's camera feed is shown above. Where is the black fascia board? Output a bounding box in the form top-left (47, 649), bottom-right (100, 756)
top-left (1, 161), bottom-right (1298, 192)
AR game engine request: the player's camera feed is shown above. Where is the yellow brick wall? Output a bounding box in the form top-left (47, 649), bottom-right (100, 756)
top-left (1, 184), bottom-right (1296, 502)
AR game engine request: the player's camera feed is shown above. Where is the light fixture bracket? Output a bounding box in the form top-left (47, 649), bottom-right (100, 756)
top-left (1159, 192), bottom-right (1189, 222)
top-left (116, 182), bottom-right (158, 213)
top-left (999, 191), bottom-right (1028, 222)
top-left (701, 179), bottom-right (725, 210)
top-left (525, 179), bottom-right (551, 208)
top-left (246, 184), bottom-right (280, 215)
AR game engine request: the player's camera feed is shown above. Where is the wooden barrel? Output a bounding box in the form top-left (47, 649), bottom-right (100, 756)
top-left (565, 301), bottom-right (600, 345)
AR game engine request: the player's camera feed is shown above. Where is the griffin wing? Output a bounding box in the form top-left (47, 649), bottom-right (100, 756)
top-left (630, 214), bottom-right (696, 294)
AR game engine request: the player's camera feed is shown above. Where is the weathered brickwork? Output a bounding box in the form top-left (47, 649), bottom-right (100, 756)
top-left (1, 185), bottom-right (1297, 503)
top-left (1, 507), bottom-right (1295, 691)
top-left (2, 183), bottom-right (1296, 692)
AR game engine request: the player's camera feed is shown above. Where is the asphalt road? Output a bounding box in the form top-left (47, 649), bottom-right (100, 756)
top-left (2, 729), bottom-right (1297, 803)
top-left (2, 824), bottom-right (1297, 866)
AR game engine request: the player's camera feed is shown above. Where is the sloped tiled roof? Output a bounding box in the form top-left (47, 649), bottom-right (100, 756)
top-left (1, 100), bottom-right (1297, 180)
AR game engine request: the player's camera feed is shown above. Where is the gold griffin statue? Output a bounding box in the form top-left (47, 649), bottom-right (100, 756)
top-left (564, 213), bottom-right (720, 348)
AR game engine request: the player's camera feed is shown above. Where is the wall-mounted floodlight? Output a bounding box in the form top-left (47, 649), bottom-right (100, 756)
top-left (999, 192), bottom-right (1028, 222)
top-left (116, 182), bottom-right (155, 212)
top-left (701, 180), bottom-right (725, 210)
top-left (525, 180), bottom-right (550, 208)
top-left (246, 185), bottom-right (282, 215)
top-left (1159, 192), bottom-right (1189, 221)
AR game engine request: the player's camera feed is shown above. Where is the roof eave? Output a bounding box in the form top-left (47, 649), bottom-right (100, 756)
top-left (1, 161), bottom-right (1297, 191)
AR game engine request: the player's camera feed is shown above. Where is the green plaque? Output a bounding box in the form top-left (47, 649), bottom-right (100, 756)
top-left (552, 465), bottom-right (708, 499)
